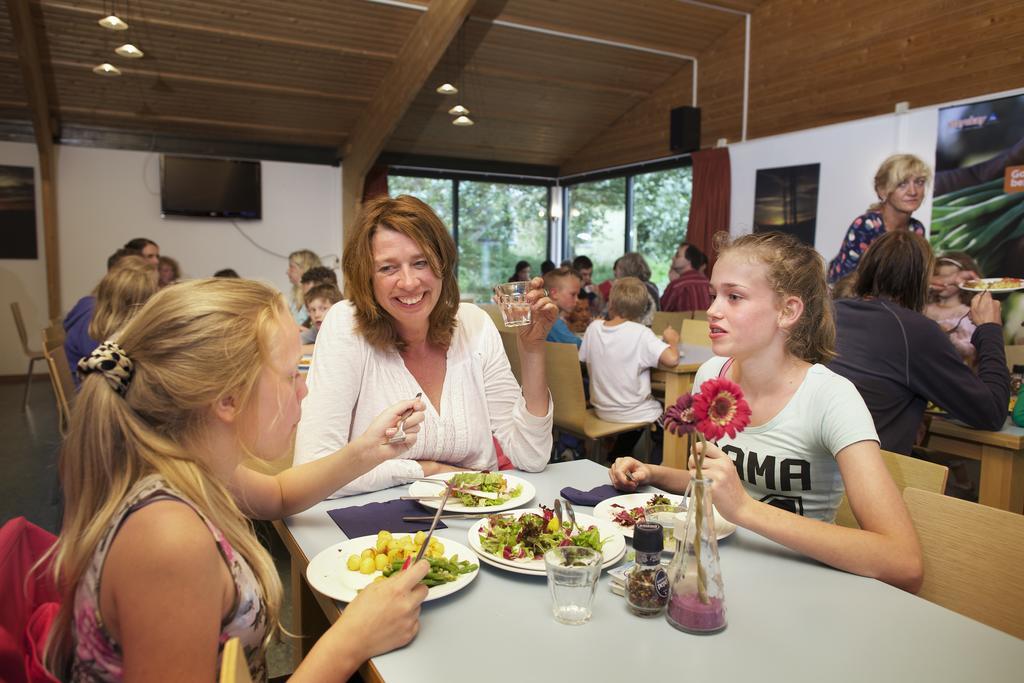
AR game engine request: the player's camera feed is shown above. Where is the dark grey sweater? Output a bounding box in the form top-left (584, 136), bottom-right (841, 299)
top-left (829, 298), bottom-right (1010, 455)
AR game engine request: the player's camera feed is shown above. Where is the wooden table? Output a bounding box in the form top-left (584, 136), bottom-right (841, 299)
top-left (276, 461), bottom-right (1024, 682)
top-left (925, 416), bottom-right (1024, 514)
top-left (652, 343), bottom-right (717, 468)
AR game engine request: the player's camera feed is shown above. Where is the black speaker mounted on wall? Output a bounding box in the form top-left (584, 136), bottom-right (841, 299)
top-left (669, 106), bottom-right (701, 153)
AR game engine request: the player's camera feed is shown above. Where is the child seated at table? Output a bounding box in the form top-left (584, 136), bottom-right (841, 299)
top-left (924, 252), bottom-right (981, 364)
top-left (580, 277), bottom-right (679, 463)
top-left (43, 278), bottom-right (429, 681)
top-left (609, 232), bottom-right (924, 592)
top-left (544, 266), bottom-right (583, 347)
top-left (302, 283), bottom-right (343, 347)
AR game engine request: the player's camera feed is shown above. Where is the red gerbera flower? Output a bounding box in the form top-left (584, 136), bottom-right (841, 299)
top-left (663, 392), bottom-right (697, 436)
top-left (692, 377), bottom-right (751, 440)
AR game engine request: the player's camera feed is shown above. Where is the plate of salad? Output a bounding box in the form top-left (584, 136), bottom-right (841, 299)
top-left (408, 471), bottom-right (535, 513)
top-left (467, 506), bottom-right (626, 575)
top-left (306, 531), bottom-right (479, 603)
top-left (593, 492), bottom-right (736, 541)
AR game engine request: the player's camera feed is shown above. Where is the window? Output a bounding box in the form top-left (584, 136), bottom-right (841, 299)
top-left (565, 177), bottom-right (626, 284)
top-left (632, 166), bottom-right (693, 288)
top-left (458, 181), bottom-right (548, 302)
top-left (387, 176), bottom-right (453, 230)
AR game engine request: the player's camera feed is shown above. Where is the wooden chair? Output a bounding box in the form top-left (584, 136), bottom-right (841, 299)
top-left (834, 450), bottom-right (948, 529)
top-left (477, 303), bottom-right (505, 330)
top-left (10, 302), bottom-right (46, 411)
top-left (681, 318), bottom-right (711, 346)
top-left (545, 341), bottom-right (648, 461)
top-left (219, 637), bottom-right (253, 683)
top-left (1006, 344), bottom-right (1024, 371)
top-left (903, 487), bottom-right (1024, 640)
top-left (651, 311), bottom-right (687, 337)
top-left (41, 322), bottom-right (75, 437)
top-left (691, 309), bottom-right (708, 321)
top-left (498, 330), bottom-right (523, 384)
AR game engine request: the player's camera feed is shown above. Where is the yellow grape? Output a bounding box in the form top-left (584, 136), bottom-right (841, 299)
top-left (359, 556), bottom-right (376, 574)
top-left (374, 554), bottom-right (389, 571)
top-left (346, 554), bottom-right (360, 571)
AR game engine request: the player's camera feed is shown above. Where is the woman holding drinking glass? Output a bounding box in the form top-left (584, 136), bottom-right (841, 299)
top-left (295, 195), bottom-right (557, 495)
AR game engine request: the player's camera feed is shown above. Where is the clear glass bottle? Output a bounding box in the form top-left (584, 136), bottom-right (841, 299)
top-left (665, 477), bottom-right (727, 633)
top-left (626, 522), bottom-right (669, 616)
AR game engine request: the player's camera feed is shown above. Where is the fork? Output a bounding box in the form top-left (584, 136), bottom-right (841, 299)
top-left (402, 485), bottom-right (450, 570)
top-left (387, 392), bottom-right (423, 444)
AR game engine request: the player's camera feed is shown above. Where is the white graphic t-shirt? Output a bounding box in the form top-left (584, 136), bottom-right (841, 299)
top-left (693, 357), bottom-right (879, 522)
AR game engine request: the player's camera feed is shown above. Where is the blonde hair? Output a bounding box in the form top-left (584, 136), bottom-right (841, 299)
top-left (288, 249), bottom-right (321, 312)
top-left (870, 154), bottom-right (933, 212)
top-left (609, 277), bottom-right (651, 322)
top-left (343, 195), bottom-right (460, 352)
top-left (45, 278), bottom-right (287, 673)
top-left (715, 231), bottom-right (836, 364)
top-left (88, 255), bottom-right (158, 341)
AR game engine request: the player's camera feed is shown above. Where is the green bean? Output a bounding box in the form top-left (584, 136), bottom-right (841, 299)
top-left (944, 189), bottom-right (1005, 207)
top-left (933, 192), bottom-right (1024, 233)
top-left (932, 178), bottom-right (1004, 206)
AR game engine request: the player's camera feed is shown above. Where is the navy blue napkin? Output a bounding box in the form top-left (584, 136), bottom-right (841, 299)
top-left (326, 499), bottom-right (448, 538)
top-left (559, 484), bottom-right (619, 506)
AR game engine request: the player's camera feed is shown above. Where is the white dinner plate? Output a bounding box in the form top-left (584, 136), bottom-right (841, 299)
top-left (306, 534), bottom-right (479, 603)
top-left (959, 277), bottom-right (1024, 293)
top-left (593, 492), bottom-right (737, 541)
top-left (408, 471), bottom-right (535, 513)
top-left (467, 508), bottom-right (626, 573)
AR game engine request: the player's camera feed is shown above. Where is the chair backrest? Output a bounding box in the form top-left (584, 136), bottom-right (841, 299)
top-left (218, 637), bottom-right (253, 683)
top-left (651, 311), bottom-right (687, 337)
top-left (1006, 344), bottom-right (1024, 372)
top-left (903, 487), bottom-right (1024, 639)
top-left (10, 302), bottom-right (40, 356)
top-left (498, 330), bottom-right (522, 384)
top-left (544, 341), bottom-right (588, 435)
top-left (477, 303), bottom-right (505, 330)
top-left (691, 309), bottom-right (708, 321)
top-left (41, 324), bottom-right (75, 436)
top-left (834, 450), bottom-right (948, 529)
top-left (681, 318), bottom-right (711, 346)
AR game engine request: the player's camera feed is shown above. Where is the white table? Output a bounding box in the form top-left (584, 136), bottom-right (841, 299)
top-left (280, 460), bottom-right (1024, 682)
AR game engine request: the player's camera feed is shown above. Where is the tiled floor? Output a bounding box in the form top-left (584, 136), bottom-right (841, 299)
top-left (1, 380), bottom-right (295, 678)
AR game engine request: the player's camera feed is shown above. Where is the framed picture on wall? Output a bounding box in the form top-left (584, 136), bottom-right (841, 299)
top-left (0, 165), bottom-right (37, 259)
top-left (753, 163), bottom-right (821, 246)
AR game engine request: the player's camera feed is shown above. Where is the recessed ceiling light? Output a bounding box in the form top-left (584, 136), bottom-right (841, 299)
top-left (448, 104), bottom-right (469, 116)
top-left (98, 15), bottom-right (128, 30)
top-left (93, 63), bottom-right (122, 76)
top-left (436, 83), bottom-right (458, 95)
top-left (115, 43), bottom-right (144, 58)
top-left (452, 115), bottom-right (474, 126)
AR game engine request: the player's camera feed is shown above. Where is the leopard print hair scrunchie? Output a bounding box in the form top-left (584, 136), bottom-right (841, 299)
top-left (78, 341), bottom-right (134, 397)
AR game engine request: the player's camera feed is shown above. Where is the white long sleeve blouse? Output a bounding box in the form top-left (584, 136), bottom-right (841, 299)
top-left (293, 301), bottom-right (553, 496)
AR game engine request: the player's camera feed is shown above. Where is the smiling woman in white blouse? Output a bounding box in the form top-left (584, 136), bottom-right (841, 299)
top-left (294, 194), bottom-right (557, 496)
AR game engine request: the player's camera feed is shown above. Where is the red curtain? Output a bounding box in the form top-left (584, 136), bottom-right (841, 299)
top-left (362, 164), bottom-right (389, 201)
top-left (686, 148), bottom-right (731, 275)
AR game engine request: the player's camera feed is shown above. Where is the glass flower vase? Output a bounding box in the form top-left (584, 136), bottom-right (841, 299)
top-left (665, 477), bottom-right (727, 634)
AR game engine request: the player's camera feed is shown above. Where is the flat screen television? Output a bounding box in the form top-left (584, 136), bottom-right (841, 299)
top-left (160, 155), bottom-right (261, 219)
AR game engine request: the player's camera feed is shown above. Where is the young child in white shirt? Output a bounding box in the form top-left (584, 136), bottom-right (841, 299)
top-left (579, 276), bottom-right (679, 462)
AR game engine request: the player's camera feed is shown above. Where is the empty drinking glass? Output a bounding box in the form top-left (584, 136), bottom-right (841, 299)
top-left (544, 546), bottom-right (601, 625)
top-left (494, 281), bottom-right (533, 327)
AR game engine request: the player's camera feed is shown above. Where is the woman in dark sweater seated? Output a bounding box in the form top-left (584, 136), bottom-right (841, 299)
top-left (828, 231), bottom-right (1009, 455)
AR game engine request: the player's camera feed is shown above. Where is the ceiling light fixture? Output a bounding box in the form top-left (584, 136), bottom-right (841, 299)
top-left (115, 43), bottom-right (144, 58)
top-left (98, 15), bottom-right (128, 30)
top-left (452, 115), bottom-right (474, 126)
top-left (93, 63), bottom-right (122, 76)
top-left (447, 104), bottom-right (469, 116)
top-left (436, 82), bottom-right (458, 95)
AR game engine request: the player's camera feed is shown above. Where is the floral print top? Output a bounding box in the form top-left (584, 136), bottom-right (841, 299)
top-left (70, 475), bottom-right (268, 682)
top-left (827, 212), bottom-right (926, 284)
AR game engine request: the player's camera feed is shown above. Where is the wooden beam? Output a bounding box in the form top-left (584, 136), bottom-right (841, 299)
top-left (340, 0), bottom-right (479, 243)
top-left (7, 0), bottom-right (60, 319)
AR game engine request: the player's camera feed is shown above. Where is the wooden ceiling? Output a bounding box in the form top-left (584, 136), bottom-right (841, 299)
top-left (0, 0), bottom-right (760, 168)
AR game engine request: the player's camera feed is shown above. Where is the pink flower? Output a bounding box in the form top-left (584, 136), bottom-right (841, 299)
top-left (664, 393), bottom-right (697, 436)
top-left (692, 378), bottom-right (751, 440)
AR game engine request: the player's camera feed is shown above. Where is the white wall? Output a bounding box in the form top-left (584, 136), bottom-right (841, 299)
top-left (0, 143), bottom-right (342, 376)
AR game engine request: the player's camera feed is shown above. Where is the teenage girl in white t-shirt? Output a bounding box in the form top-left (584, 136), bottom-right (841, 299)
top-left (610, 232), bottom-right (923, 592)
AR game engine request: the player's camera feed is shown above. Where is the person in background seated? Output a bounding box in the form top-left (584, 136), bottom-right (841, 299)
top-left (611, 231), bottom-right (924, 592)
top-left (214, 268), bottom-right (241, 278)
top-left (508, 260), bottom-right (532, 282)
top-left (287, 249), bottom-right (321, 325)
top-left (924, 252), bottom-right (982, 365)
top-left (107, 246), bottom-right (140, 270)
top-left (540, 260), bottom-right (556, 275)
top-left (295, 195), bottom-right (556, 496)
top-left (46, 278), bottom-right (429, 682)
top-left (302, 283), bottom-right (343, 347)
top-left (566, 255), bottom-right (603, 332)
top-left (661, 243), bottom-right (711, 313)
top-left (124, 237), bottom-right (159, 266)
top-left (609, 253), bottom-right (660, 325)
top-left (580, 277), bottom-right (679, 463)
top-left (828, 231), bottom-right (1009, 456)
top-left (543, 267), bottom-right (583, 348)
top-left (157, 255), bottom-right (180, 288)
top-left (64, 255), bottom-right (158, 389)
top-left (827, 154), bottom-right (931, 283)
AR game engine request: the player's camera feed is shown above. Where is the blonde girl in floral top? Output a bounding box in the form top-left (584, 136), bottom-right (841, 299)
top-left (45, 278), bottom-right (431, 682)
